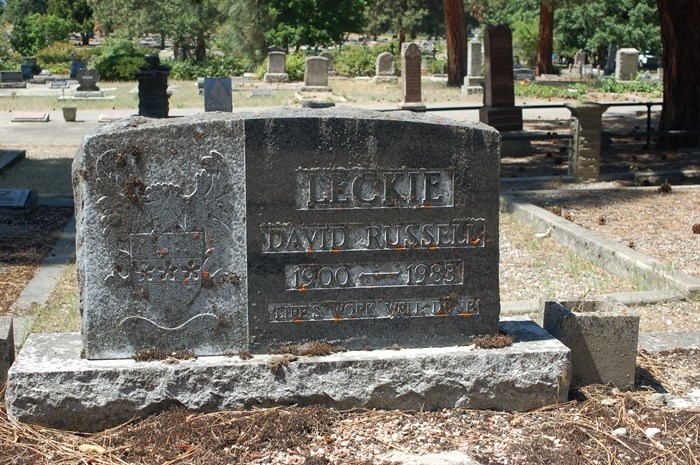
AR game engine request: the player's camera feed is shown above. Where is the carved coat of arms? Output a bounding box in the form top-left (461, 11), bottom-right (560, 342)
top-left (94, 148), bottom-right (236, 331)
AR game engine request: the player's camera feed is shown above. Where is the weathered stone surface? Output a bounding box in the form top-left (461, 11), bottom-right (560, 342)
top-left (243, 108), bottom-right (500, 352)
top-left (400, 43), bottom-right (425, 110)
top-left (615, 48), bottom-right (639, 81)
top-left (0, 317), bottom-right (14, 387)
top-left (72, 114), bottom-right (248, 359)
top-left (467, 37), bottom-right (483, 78)
top-left (566, 102), bottom-right (608, 182)
top-left (302, 56), bottom-right (330, 91)
top-left (264, 52), bottom-right (289, 83)
top-left (372, 52), bottom-right (398, 84)
top-left (6, 319), bottom-right (571, 432)
top-left (542, 300), bottom-right (639, 389)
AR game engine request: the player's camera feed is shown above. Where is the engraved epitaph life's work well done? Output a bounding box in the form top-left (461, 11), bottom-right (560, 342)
top-left (73, 109), bottom-right (501, 358)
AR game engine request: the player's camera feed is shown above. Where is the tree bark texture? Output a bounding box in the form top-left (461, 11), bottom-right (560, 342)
top-left (656, 0), bottom-right (700, 147)
top-left (444, 0), bottom-right (467, 86)
top-left (535, 0), bottom-right (554, 76)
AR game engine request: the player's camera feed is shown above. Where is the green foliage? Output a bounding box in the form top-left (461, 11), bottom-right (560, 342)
top-left (285, 53), bottom-right (306, 81)
top-left (512, 18), bottom-right (538, 66)
top-left (427, 57), bottom-right (446, 74)
top-left (2, 0), bottom-right (48, 23)
top-left (333, 43), bottom-right (392, 77)
top-left (167, 56), bottom-right (246, 80)
top-left (10, 13), bottom-right (72, 56)
top-left (35, 41), bottom-right (92, 73)
top-left (555, 0), bottom-right (661, 59)
top-left (92, 38), bottom-right (148, 81)
top-left (598, 77), bottom-right (662, 96)
top-left (266, 0), bottom-right (367, 49)
top-left (514, 82), bottom-right (588, 99)
top-left (365, 0), bottom-right (428, 40)
top-left (47, 0), bottom-right (94, 41)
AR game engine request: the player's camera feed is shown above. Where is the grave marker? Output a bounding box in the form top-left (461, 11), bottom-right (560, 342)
top-left (371, 52), bottom-right (398, 84)
top-left (264, 52), bottom-right (289, 83)
top-left (615, 48), bottom-right (639, 81)
top-left (399, 43), bottom-right (425, 110)
top-left (301, 56), bottom-right (330, 91)
top-left (204, 77), bottom-right (233, 112)
top-left (0, 188), bottom-right (37, 216)
top-left (462, 37), bottom-right (484, 94)
top-left (76, 69), bottom-right (100, 91)
top-left (137, 54), bottom-right (171, 118)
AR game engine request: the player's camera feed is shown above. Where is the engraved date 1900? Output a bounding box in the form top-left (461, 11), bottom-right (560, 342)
top-left (286, 260), bottom-right (463, 291)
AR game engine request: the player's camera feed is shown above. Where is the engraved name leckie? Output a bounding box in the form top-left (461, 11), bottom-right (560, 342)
top-left (261, 219), bottom-right (486, 253)
top-left (286, 260), bottom-right (463, 291)
top-left (297, 168), bottom-right (454, 210)
top-left (269, 296), bottom-right (479, 322)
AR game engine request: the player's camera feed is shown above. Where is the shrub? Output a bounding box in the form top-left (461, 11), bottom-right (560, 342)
top-left (10, 14), bottom-right (72, 56)
top-left (598, 77), bottom-right (662, 96)
top-left (427, 58), bottom-right (446, 75)
top-left (92, 38), bottom-right (148, 81)
top-left (334, 43), bottom-right (393, 77)
top-left (285, 53), bottom-right (305, 81)
top-left (514, 82), bottom-right (589, 99)
top-left (167, 56), bottom-right (246, 81)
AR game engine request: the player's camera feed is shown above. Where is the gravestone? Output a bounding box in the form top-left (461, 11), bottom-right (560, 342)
top-left (301, 56), bottom-right (330, 91)
top-left (479, 25), bottom-right (519, 126)
top-left (0, 71), bottom-right (23, 83)
top-left (20, 57), bottom-right (35, 80)
top-left (73, 114), bottom-right (248, 359)
top-left (76, 69), bottom-right (100, 91)
top-left (319, 51), bottom-right (334, 74)
top-left (615, 48), bottom-right (639, 81)
top-left (462, 37), bottom-right (484, 94)
top-left (573, 50), bottom-right (586, 76)
top-left (371, 52), bottom-right (398, 84)
top-left (399, 43), bottom-right (425, 111)
top-left (479, 25), bottom-right (528, 155)
top-left (7, 109), bottom-right (573, 431)
top-left (0, 150), bottom-right (26, 173)
top-left (70, 60), bottom-right (87, 79)
top-left (0, 189), bottom-right (37, 216)
top-left (204, 77), bottom-right (233, 112)
top-left (137, 54), bottom-right (171, 118)
top-left (263, 52), bottom-right (289, 83)
top-left (49, 80), bottom-right (69, 89)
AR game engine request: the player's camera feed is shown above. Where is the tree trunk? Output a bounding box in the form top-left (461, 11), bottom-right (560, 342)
top-left (195, 30), bottom-right (206, 63)
top-left (656, 0), bottom-right (700, 148)
top-left (444, 0), bottom-right (467, 86)
top-left (535, 0), bottom-right (554, 76)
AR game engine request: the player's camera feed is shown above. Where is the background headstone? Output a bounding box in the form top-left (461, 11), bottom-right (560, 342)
top-left (615, 48), bottom-right (639, 81)
top-left (319, 51), bottom-right (334, 74)
top-left (604, 44), bottom-right (617, 76)
top-left (479, 25), bottom-right (523, 132)
top-left (399, 43), bottom-right (425, 110)
top-left (264, 52), bottom-right (289, 83)
top-left (0, 71), bottom-right (23, 83)
top-left (204, 77), bottom-right (233, 112)
top-left (244, 108), bottom-right (501, 351)
top-left (72, 114), bottom-right (248, 359)
top-left (301, 56), bottom-right (330, 91)
top-left (76, 69), bottom-right (100, 91)
top-left (573, 50), bottom-right (586, 76)
top-left (136, 54), bottom-right (171, 118)
top-left (371, 52), bottom-right (398, 84)
top-left (0, 189), bottom-right (37, 216)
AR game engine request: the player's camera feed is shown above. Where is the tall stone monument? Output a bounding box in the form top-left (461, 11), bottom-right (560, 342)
top-left (136, 54), bottom-right (170, 118)
top-left (263, 52), bottom-right (289, 83)
top-left (461, 37), bottom-right (484, 94)
top-left (399, 43), bottom-right (425, 111)
top-left (371, 52), bottom-right (398, 84)
top-left (7, 109), bottom-right (571, 431)
top-left (615, 48), bottom-right (639, 81)
top-left (301, 56), bottom-right (331, 92)
top-left (479, 25), bottom-right (529, 155)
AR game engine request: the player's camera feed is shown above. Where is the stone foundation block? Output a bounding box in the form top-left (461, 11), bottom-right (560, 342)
top-left (542, 300), bottom-right (639, 389)
top-left (6, 319), bottom-right (571, 432)
top-left (0, 317), bottom-right (14, 387)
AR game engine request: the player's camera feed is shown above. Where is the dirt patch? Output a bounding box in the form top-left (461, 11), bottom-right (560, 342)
top-left (0, 207), bottom-right (73, 315)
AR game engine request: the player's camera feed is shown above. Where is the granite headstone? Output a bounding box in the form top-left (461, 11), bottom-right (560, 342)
top-left (479, 25), bottom-right (523, 132)
top-left (615, 48), bottom-right (639, 81)
top-left (264, 52), bottom-right (289, 83)
top-left (76, 69), bottom-right (100, 91)
top-left (371, 52), bottom-right (398, 84)
top-left (244, 108), bottom-right (501, 351)
top-left (136, 54), bottom-right (171, 118)
top-left (302, 56), bottom-right (330, 91)
top-left (73, 114), bottom-right (248, 359)
top-left (399, 43), bottom-right (425, 110)
top-left (204, 77), bottom-right (233, 112)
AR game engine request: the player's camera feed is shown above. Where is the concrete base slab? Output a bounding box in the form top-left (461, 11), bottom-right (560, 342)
top-left (263, 73), bottom-right (289, 83)
top-left (461, 85), bottom-right (483, 95)
top-left (0, 149), bottom-right (26, 172)
top-left (6, 318), bottom-right (570, 432)
top-left (300, 85), bottom-right (332, 92)
top-left (11, 112), bottom-right (49, 122)
top-left (639, 331), bottom-right (700, 352)
top-left (371, 76), bottom-right (399, 84)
